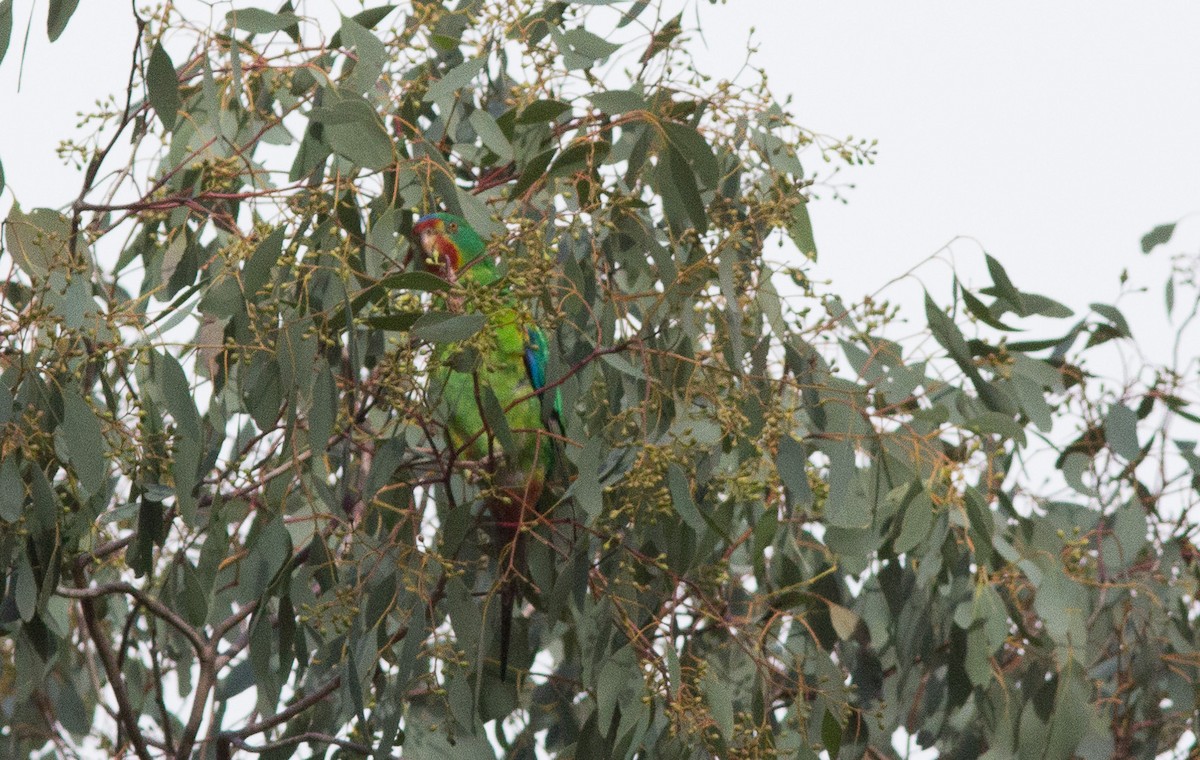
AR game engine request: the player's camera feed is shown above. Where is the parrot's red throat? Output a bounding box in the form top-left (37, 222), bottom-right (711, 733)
top-left (412, 218), bottom-right (463, 277)
top-left (420, 236), bottom-right (462, 278)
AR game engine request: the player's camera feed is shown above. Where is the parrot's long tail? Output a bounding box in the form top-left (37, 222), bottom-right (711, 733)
top-left (499, 574), bottom-right (516, 681)
top-left (490, 487), bottom-right (532, 683)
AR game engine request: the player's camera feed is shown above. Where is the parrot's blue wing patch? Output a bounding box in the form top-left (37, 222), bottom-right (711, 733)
top-left (524, 326), bottom-right (564, 432)
top-left (523, 327), bottom-right (547, 390)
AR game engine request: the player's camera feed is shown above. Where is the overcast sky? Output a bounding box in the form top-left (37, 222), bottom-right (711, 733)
top-left (714, 2), bottom-right (1200, 363)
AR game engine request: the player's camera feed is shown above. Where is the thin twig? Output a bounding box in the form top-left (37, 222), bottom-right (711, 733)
top-left (225, 730), bottom-right (384, 756)
top-left (222, 675), bottom-right (341, 741)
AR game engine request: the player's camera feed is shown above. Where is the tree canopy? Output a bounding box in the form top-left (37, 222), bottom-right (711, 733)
top-left (0, 2), bottom-right (1198, 758)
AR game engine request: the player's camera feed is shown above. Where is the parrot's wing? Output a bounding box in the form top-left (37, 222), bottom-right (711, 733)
top-left (523, 326), bottom-right (564, 433)
top-left (522, 326), bottom-right (548, 390)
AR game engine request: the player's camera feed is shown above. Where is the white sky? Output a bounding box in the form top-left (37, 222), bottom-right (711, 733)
top-left (697, 1), bottom-right (1200, 363)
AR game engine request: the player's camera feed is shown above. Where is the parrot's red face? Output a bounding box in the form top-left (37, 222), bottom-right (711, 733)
top-left (413, 215), bottom-right (463, 279)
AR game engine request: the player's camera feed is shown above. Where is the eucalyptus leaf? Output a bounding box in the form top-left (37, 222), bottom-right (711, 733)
top-left (338, 15), bottom-right (386, 93)
top-left (590, 89), bottom-right (647, 115)
top-left (0, 455), bottom-right (21, 522)
top-left (411, 313), bottom-right (485, 344)
top-left (147, 42), bottom-right (181, 130)
top-left (61, 391), bottom-right (107, 496)
top-left (5, 205), bottom-right (71, 279)
top-left (46, 0), bottom-right (79, 41)
top-left (554, 27), bottom-right (621, 66)
top-left (0, 0), bottom-right (12, 65)
top-left (1090, 302), bottom-right (1131, 337)
top-left (1140, 222), bottom-right (1176, 253)
top-left (701, 665), bottom-right (736, 740)
top-left (226, 8), bottom-right (301, 34)
top-left (309, 97), bottom-right (394, 169)
top-left (666, 462), bottom-right (705, 535)
top-left (242, 227), bottom-right (284, 297)
top-left (425, 56), bottom-right (487, 105)
top-left (468, 109), bottom-right (513, 162)
top-left (1104, 402), bottom-right (1140, 461)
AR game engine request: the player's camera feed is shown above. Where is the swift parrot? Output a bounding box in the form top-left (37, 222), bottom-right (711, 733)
top-left (412, 211), bottom-right (558, 679)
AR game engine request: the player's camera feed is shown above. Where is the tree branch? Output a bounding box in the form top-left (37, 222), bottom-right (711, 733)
top-left (68, 9), bottom-right (145, 257)
top-left (222, 675), bottom-right (341, 742)
top-left (174, 658), bottom-right (216, 760)
top-left (225, 730), bottom-right (384, 756)
top-left (58, 582), bottom-right (206, 655)
top-left (69, 570), bottom-right (154, 760)
top-left (211, 600), bottom-right (259, 648)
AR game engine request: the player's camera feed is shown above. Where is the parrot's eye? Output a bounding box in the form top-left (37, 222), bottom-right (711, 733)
top-left (448, 221), bottom-right (458, 234)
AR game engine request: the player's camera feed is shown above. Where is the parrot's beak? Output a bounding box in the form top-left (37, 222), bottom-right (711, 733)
top-left (418, 229), bottom-right (439, 260)
top-left (417, 227), bottom-right (458, 283)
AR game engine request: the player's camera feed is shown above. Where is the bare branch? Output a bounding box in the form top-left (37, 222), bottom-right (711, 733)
top-left (57, 582), bottom-right (206, 655)
top-left (68, 570), bottom-right (154, 760)
top-left (222, 676), bottom-right (341, 743)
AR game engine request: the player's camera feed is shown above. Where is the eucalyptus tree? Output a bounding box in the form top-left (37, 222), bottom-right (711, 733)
top-left (0, 2), bottom-right (1197, 758)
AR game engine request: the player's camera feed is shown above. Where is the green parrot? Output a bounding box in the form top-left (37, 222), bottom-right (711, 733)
top-left (412, 211), bottom-right (557, 679)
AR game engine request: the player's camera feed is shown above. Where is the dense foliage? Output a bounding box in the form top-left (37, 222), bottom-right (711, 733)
top-left (0, 2), bottom-right (1197, 758)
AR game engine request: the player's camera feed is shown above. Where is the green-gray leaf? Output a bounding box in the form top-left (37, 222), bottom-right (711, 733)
top-left (822, 710), bottom-right (842, 756)
top-left (775, 435), bottom-right (813, 507)
top-left (339, 15), bottom-right (386, 94)
top-left (5, 204), bottom-right (71, 279)
top-left (1090, 302), bottom-right (1131, 338)
top-left (0, 1), bottom-right (12, 66)
top-left (667, 462), bottom-right (705, 534)
top-left (226, 8), bottom-right (301, 35)
top-left (309, 98), bottom-right (394, 170)
top-left (1140, 222), bottom-right (1176, 254)
top-left (62, 391), bottom-right (107, 496)
top-left (15, 550), bottom-right (36, 621)
top-left (0, 455), bottom-right (20, 521)
top-left (662, 121), bottom-right (718, 188)
top-left (47, 0), bottom-right (79, 42)
top-left (468, 109), bottom-right (513, 162)
top-left (590, 89), bottom-right (647, 115)
top-left (380, 272), bottom-right (453, 293)
top-left (329, 5), bottom-right (397, 47)
top-left (555, 27), bottom-right (620, 66)
top-left (364, 312), bottom-right (422, 331)
top-left (411, 313), bottom-right (485, 344)
top-left (478, 386), bottom-right (516, 456)
top-left (894, 487), bottom-right (933, 554)
top-left (701, 665), bottom-right (736, 740)
top-left (243, 227), bottom-right (283, 296)
top-left (154, 351), bottom-right (201, 439)
top-left (827, 602), bottom-right (860, 641)
top-left (788, 199), bottom-right (817, 259)
top-left (147, 42), bottom-right (181, 130)
top-left (425, 56), bottom-right (487, 105)
top-left (1104, 402), bottom-right (1139, 461)
top-left (985, 253), bottom-right (1026, 315)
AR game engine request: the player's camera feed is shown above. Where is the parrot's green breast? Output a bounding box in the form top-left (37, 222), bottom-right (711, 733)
top-left (439, 308), bottom-right (549, 482)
